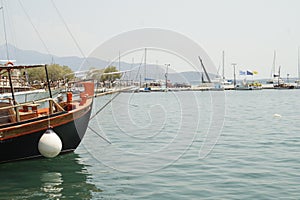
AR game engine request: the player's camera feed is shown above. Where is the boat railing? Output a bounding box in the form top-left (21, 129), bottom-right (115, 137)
top-left (0, 79), bottom-right (95, 125)
top-left (0, 97), bottom-right (65, 124)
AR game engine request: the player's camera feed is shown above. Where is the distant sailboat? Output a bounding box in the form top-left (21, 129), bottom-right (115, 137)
top-left (265, 50), bottom-right (294, 89)
top-left (198, 56), bottom-right (224, 90)
top-left (140, 48), bottom-right (151, 92)
top-left (266, 51), bottom-right (277, 84)
top-left (273, 65), bottom-right (295, 89)
top-left (217, 51), bottom-right (231, 86)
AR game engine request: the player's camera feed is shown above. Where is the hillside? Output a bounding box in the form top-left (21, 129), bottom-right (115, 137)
top-left (0, 44), bottom-right (215, 85)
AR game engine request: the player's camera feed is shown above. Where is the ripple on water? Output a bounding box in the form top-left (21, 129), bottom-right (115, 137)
top-left (2, 91), bottom-right (300, 199)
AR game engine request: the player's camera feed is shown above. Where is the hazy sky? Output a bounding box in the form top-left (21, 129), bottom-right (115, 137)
top-left (1, 0), bottom-right (300, 78)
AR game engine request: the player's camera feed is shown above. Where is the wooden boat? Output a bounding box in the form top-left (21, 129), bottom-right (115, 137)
top-left (0, 64), bottom-right (94, 163)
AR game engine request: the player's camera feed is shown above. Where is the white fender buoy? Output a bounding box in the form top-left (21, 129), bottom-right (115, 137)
top-left (273, 113), bottom-right (282, 118)
top-left (38, 129), bottom-right (62, 158)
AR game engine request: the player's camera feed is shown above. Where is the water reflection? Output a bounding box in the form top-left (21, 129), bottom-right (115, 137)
top-left (0, 153), bottom-right (101, 199)
top-left (40, 172), bottom-right (63, 199)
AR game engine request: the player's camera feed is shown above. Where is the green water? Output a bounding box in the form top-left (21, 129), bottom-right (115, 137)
top-left (1, 90), bottom-right (300, 199)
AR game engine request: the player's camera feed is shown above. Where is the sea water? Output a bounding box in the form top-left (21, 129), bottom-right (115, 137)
top-left (1, 90), bottom-right (300, 199)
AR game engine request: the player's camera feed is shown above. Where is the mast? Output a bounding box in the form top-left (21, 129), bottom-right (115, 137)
top-left (1, 2), bottom-right (10, 61)
top-left (222, 50), bottom-right (225, 80)
top-left (272, 50), bottom-right (276, 77)
top-left (118, 51), bottom-right (120, 71)
top-left (1, 2), bottom-right (16, 109)
top-left (198, 56), bottom-right (211, 83)
top-left (232, 63), bottom-right (237, 87)
top-left (298, 46), bottom-right (300, 80)
top-left (165, 64), bottom-right (170, 91)
top-left (1, 2), bottom-right (12, 97)
top-left (278, 65), bottom-right (281, 85)
top-left (1, 2), bottom-right (13, 100)
top-left (144, 48), bottom-right (147, 81)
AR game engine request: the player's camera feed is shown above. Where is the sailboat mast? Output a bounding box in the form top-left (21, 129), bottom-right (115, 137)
top-left (198, 56), bottom-right (211, 83)
top-left (222, 50), bottom-right (225, 80)
top-left (272, 50), bottom-right (276, 77)
top-left (298, 46), bottom-right (300, 80)
top-left (118, 51), bottom-right (121, 71)
top-left (165, 64), bottom-right (169, 91)
top-left (1, 2), bottom-right (16, 107)
top-left (278, 65), bottom-right (281, 85)
top-left (144, 48), bottom-right (147, 81)
top-left (1, 2), bottom-right (10, 61)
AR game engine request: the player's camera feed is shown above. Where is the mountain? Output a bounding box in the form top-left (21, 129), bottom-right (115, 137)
top-left (0, 44), bottom-right (215, 85)
top-left (0, 44), bottom-right (107, 71)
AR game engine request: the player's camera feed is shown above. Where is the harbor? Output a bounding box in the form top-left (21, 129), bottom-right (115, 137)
top-left (3, 89), bottom-right (300, 199)
top-left (1, 0), bottom-right (300, 199)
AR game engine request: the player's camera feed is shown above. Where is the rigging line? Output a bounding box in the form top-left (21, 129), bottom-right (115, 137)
top-left (1, 0), bottom-right (10, 60)
top-left (88, 126), bottom-right (112, 144)
top-left (50, 0), bottom-right (89, 65)
top-left (8, 9), bottom-right (18, 59)
top-left (134, 53), bottom-right (145, 80)
top-left (17, 0), bottom-right (52, 59)
top-left (3, 1), bottom-right (18, 59)
top-left (89, 92), bottom-right (120, 121)
top-left (7, 2), bottom-right (18, 58)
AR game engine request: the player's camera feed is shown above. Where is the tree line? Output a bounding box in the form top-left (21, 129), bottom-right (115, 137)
top-left (25, 64), bottom-right (74, 83)
top-left (25, 64), bottom-right (120, 84)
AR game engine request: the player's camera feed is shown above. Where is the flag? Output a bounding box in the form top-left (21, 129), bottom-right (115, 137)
top-left (239, 70), bottom-right (246, 75)
top-left (246, 70), bottom-right (253, 75)
top-left (253, 71), bottom-right (258, 75)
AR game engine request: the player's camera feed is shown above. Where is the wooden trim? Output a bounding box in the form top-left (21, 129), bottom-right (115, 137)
top-left (0, 99), bottom-right (92, 140)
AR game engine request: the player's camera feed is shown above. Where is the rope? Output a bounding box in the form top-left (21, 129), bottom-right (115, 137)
top-left (50, 0), bottom-right (90, 66)
top-left (87, 92), bottom-right (124, 145)
top-left (17, 0), bottom-right (52, 59)
top-left (89, 92), bottom-right (120, 121)
top-left (88, 126), bottom-right (111, 144)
